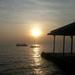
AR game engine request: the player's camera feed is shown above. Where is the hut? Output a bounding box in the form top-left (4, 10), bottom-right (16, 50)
top-left (48, 22), bottom-right (75, 56)
top-left (41, 22), bottom-right (75, 75)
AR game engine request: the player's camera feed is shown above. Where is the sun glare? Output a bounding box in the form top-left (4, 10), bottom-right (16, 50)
top-left (32, 28), bottom-right (42, 37)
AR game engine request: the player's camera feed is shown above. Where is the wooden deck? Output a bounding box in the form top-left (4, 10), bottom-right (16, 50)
top-left (41, 52), bottom-right (75, 75)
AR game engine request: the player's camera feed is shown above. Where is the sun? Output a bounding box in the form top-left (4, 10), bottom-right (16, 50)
top-left (32, 27), bottom-right (42, 37)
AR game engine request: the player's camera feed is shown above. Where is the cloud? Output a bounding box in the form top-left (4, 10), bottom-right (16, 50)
top-left (0, 0), bottom-right (75, 27)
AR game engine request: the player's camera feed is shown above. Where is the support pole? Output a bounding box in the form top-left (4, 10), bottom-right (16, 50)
top-left (53, 35), bottom-right (56, 54)
top-left (63, 36), bottom-right (65, 56)
top-left (71, 36), bottom-right (73, 56)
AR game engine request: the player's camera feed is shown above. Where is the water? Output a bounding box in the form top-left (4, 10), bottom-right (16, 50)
top-left (0, 44), bottom-right (65, 75)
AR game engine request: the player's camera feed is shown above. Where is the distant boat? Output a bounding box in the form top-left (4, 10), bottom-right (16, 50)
top-left (16, 43), bottom-right (28, 47)
top-left (30, 44), bottom-right (40, 48)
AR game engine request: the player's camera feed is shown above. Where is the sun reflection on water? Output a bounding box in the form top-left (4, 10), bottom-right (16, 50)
top-left (30, 45), bottom-right (62, 75)
top-left (32, 47), bottom-right (42, 65)
top-left (31, 45), bottom-right (45, 75)
top-left (33, 47), bottom-right (40, 57)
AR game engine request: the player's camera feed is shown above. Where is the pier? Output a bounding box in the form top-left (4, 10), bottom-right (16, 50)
top-left (41, 22), bottom-right (75, 75)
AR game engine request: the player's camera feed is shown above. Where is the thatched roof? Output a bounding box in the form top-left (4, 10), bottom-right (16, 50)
top-left (48, 22), bottom-right (75, 36)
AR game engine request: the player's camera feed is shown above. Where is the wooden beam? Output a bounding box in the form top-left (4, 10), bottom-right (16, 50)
top-left (71, 36), bottom-right (73, 56)
top-left (63, 36), bottom-right (65, 56)
top-left (53, 35), bottom-right (56, 54)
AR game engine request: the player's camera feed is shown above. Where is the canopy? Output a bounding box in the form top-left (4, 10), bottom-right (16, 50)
top-left (48, 22), bottom-right (75, 36)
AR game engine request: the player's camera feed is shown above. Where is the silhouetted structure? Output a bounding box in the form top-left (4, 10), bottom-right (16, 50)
top-left (41, 22), bottom-right (75, 75)
top-left (48, 22), bottom-right (75, 56)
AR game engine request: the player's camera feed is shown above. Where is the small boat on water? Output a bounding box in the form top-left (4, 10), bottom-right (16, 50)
top-left (16, 43), bottom-right (28, 47)
top-left (30, 44), bottom-right (40, 48)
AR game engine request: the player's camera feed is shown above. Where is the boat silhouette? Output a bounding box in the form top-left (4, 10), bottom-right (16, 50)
top-left (16, 43), bottom-right (28, 46)
top-left (30, 44), bottom-right (40, 48)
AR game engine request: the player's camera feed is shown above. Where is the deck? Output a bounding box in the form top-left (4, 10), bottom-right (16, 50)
top-left (41, 52), bottom-right (75, 75)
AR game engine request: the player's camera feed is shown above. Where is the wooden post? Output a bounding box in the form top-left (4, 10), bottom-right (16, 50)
top-left (71, 36), bottom-right (73, 56)
top-left (53, 35), bottom-right (56, 54)
top-left (63, 36), bottom-right (65, 56)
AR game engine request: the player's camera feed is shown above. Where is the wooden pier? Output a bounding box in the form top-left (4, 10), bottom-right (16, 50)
top-left (41, 22), bottom-right (75, 75)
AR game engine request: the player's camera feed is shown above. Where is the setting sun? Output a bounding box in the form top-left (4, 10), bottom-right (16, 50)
top-left (32, 28), bottom-right (42, 37)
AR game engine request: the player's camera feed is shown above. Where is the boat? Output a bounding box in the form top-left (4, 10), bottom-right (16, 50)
top-left (16, 43), bottom-right (28, 47)
top-left (30, 44), bottom-right (40, 48)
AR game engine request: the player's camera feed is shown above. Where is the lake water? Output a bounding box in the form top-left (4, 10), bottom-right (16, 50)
top-left (0, 44), bottom-right (65, 75)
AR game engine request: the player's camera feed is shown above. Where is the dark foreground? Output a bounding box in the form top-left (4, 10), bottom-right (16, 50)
top-left (41, 52), bottom-right (75, 75)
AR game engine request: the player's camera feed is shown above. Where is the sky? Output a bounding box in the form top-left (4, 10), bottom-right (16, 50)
top-left (0, 0), bottom-right (75, 45)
